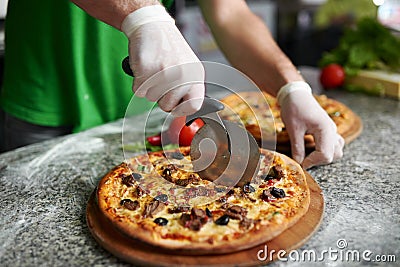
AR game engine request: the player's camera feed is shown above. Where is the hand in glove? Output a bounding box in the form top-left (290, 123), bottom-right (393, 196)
top-left (278, 81), bottom-right (344, 169)
top-left (121, 5), bottom-right (205, 116)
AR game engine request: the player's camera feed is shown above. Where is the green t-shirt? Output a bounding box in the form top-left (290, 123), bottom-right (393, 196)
top-left (1, 0), bottom-right (174, 132)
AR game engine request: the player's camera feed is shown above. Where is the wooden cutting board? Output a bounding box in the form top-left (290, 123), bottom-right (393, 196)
top-left (86, 172), bottom-right (324, 267)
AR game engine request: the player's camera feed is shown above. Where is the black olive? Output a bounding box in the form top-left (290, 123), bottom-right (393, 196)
top-left (155, 194), bottom-right (168, 202)
top-left (132, 172), bottom-right (142, 181)
top-left (218, 196), bottom-right (227, 203)
top-left (270, 187), bottom-right (285, 198)
top-left (206, 208), bottom-right (212, 218)
top-left (154, 217), bottom-right (168, 226)
top-left (215, 214), bottom-right (230, 225)
top-left (163, 168), bottom-right (172, 177)
top-left (227, 189), bottom-right (235, 196)
top-left (243, 183), bottom-right (255, 193)
top-left (214, 187), bottom-right (226, 193)
top-left (261, 174), bottom-right (275, 181)
top-left (120, 199), bottom-right (130, 205)
top-left (262, 167), bottom-right (277, 181)
top-left (170, 152), bottom-right (184, 160)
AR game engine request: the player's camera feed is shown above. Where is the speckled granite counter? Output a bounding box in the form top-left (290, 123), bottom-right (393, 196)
top-left (0, 91), bottom-right (399, 267)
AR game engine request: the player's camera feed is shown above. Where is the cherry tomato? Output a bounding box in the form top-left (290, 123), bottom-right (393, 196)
top-left (146, 134), bottom-right (162, 146)
top-left (167, 116), bottom-right (205, 146)
top-left (320, 63), bottom-right (345, 89)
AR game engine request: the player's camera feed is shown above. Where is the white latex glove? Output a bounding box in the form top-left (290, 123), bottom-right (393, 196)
top-left (277, 81), bottom-right (345, 169)
top-left (121, 5), bottom-right (205, 116)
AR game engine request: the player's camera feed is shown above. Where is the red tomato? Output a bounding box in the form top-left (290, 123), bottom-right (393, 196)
top-left (146, 134), bottom-right (162, 146)
top-left (167, 116), bottom-right (205, 146)
top-left (320, 63), bottom-right (345, 89)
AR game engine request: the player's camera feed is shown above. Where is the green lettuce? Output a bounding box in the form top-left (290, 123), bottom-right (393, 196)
top-left (319, 18), bottom-right (400, 75)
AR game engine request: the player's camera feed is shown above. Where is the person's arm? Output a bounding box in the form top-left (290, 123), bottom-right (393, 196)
top-left (198, 0), bottom-right (344, 169)
top-left (197, 0), bottom-right (302, 95)
top-left (70, 0), bottom-right (205, 116)
top-left (70, 0), bottom-right (160, 30)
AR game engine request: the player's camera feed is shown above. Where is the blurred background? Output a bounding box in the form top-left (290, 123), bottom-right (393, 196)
top-left (174, 0), bottom-right (399, 66)
top-left (1, 0), bottom-right (399, 88)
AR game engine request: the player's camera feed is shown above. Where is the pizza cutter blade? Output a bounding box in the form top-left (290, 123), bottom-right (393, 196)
top-left (186, 97), bottom-right (260, 187)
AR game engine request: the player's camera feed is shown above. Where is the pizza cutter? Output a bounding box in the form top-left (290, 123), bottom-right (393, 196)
top-left (186, 97), bottom-right (260, 187)
top-left (122, 56), bottom-right (260, 187)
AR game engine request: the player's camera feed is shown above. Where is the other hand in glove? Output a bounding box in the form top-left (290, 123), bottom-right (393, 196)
top-left (121, 5), bottom-right (205, 116)
top-left (278, 81), bottom-right (344, 169)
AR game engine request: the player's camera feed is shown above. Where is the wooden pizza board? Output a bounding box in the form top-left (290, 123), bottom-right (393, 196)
top-left (86, 172), bottom-right (324, 267)
top-left (341, 112), bottom-right (363, 145)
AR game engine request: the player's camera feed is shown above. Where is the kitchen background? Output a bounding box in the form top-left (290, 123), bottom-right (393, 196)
top-left (0, 0), bottom-right (399, 89)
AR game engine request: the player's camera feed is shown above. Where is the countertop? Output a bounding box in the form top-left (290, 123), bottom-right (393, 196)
top-left (0, 90), bottom-right (399, 267)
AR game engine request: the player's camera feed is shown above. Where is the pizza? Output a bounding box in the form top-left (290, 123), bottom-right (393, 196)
top-left (96, 147), bottom-right (310, 254)
top-left (219, 91), bottom-right (359, 152)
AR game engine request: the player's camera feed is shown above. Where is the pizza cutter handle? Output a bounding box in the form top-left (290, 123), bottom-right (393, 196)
top-left (122, 56), bottom-right (134, 77)
top-left (185, 96), bottom-right (225, 126)
top-left (122, 56), bottom-right (224, 122)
